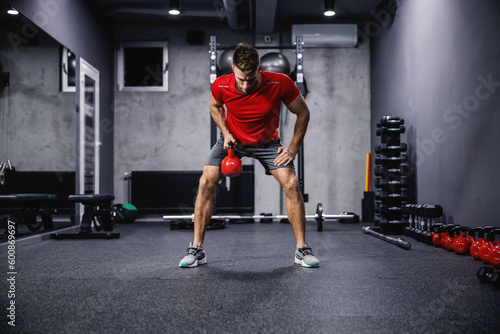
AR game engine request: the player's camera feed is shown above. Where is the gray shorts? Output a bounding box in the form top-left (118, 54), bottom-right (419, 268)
top-left (205, 137), bottom-right (295, 175)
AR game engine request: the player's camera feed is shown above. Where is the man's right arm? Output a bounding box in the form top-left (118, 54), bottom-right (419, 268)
top-left (209, 92), bottom-right (236, 149)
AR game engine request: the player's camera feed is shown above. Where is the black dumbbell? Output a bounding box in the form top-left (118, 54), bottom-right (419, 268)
top-left (423, 204), bottom-right (443, 219)
top-left (476, 266), bottom-right (500, 288)
top-left (376, 154), bottom-right (408, 164)
top-left (375, 190), bottom-right (408, 201)
top-left (402, 204), bottom-right (413, 236)
top-left (376, 124), bottom-right (406, 133)
top-left (375, 143), bottom-right (408, 154)
top-left (374, 166), bottom-right (410, 177)
top-left (377, 116), bottom-right (404, 126)
top-left (374, 178), bottom-right (409, 189)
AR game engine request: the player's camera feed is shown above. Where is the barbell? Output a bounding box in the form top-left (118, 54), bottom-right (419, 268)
top-left (162, 202), bottom-right (359, 231)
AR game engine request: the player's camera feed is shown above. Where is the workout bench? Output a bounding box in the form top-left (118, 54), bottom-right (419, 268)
top-left (0, 193), bottom-right (57, 233)
top-left (51, 194), bottom-right (120, 239)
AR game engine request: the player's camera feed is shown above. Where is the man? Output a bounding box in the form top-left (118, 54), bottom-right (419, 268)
top-left (179, 43), bottom-right (319, 268)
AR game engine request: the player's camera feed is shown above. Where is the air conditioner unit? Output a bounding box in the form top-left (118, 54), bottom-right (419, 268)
top-left (291, 24), bottom-right (358, 47)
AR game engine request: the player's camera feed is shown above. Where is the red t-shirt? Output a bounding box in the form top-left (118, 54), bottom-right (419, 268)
top-left (211, 71), bottom-right (300, 146)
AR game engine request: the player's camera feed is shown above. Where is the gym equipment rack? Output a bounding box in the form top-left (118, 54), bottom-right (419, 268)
top-left (374, 116), bottom-right (408, 232)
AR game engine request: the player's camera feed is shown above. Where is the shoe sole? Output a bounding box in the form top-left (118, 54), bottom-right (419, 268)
top-left (294, 257), bottom-right (320, 268)
top-left (179, 257), bottom-right (207, 268)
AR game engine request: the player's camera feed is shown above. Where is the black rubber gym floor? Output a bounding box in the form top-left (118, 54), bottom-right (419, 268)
top-left (1, 220), bottom-right (499, 333)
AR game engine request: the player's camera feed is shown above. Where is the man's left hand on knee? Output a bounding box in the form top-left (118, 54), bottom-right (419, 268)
top-left (274, 147), bottom-right (296, 166)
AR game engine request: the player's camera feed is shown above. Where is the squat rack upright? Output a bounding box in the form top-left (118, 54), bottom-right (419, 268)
top-left (208, 35), bottom-right (308, 202)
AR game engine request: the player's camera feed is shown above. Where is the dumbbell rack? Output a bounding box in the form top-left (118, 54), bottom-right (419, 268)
top-left (374, 116), bottom-right (408, 233)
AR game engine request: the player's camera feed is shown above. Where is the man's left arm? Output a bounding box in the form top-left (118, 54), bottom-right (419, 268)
top-left (273, 94), bottom-right (310, 166)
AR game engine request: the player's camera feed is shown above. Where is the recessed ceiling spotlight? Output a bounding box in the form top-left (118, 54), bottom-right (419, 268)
top-left (7, 7), bottom-right (19, 15)
top-left (169, 0), bottom-right (180, 15)
top-left (324, 0), bottom-right (336, 16)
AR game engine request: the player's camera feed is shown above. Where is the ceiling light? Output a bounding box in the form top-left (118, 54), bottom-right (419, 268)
top-left (324, 0), bottom-right (335, 16)
top-left (7, 7), bottom-right (19, 15)
top-left (169, 0), bottom-right (180, 15)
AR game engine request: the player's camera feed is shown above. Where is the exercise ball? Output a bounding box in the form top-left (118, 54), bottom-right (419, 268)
top-left (260, 52), bottom-right (291, 75)
top-left (111, 203), bottom-right (138, 224)
top-left (218, 49), bottom-right (233, 75)
top-left (120, 203), bottom-right (139, 223)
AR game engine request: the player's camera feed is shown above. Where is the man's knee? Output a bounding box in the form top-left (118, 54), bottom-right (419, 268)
top-left (281, 173), bottom-right (301, 194)
top-left (198, 168), bottom-right (221, 194)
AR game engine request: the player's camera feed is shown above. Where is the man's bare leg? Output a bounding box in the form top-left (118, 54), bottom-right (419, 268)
top-left (193, 166), bottom-right (223, 248)
top-left (269, 168), bottom-right (306, 249)
top-left (270, 167), bottom-right (319, 267)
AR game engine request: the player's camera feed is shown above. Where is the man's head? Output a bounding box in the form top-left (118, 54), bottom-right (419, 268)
top-left (232, 43), bottom-right (260, 73)
top-left (232, 43), bottom-right (262, 94)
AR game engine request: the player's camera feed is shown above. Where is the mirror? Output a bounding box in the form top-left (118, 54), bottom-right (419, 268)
top-left (0, 11), bottom-right (76, 241)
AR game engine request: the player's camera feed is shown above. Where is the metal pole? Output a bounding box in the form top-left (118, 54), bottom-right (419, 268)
top-left (163, 213), bottom-right (357, 221)
top-left (209, 36), bottom-right (218, 148)
top-left (209, 36), bottom-right (219, 215)
top-left (294, 34), bottom-right (308, 202)
top-left (362, 226), bottom-right (412, 250)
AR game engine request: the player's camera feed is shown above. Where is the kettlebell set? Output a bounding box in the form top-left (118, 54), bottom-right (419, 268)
top-left (429, 225), bottom-right (500, 266)
top-left (402, 203), bottom-right (500, 267)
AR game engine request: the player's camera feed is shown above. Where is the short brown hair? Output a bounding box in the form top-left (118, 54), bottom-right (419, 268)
top-left (232, 43), bottom-right (260, 73)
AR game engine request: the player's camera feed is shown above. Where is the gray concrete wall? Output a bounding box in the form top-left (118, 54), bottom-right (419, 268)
top-left (371, 0), bottom-right (500, 226)
top-left (114, 25), bottom-right (371, 217)
top-left (0, 19), bottom-right (75, 171)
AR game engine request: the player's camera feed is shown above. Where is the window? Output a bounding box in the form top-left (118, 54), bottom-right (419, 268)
top-left (117, 41), bottom-right (169, 92)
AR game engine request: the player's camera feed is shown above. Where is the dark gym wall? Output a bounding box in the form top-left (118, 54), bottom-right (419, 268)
top-left (9, 0), bottom-right (115, 194)
top-left (371, 0), bottom-right (500, 226)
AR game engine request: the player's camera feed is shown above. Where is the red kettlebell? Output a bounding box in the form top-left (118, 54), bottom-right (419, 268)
top-left (453, 227), bottom-right (472, 255)
top-left (445, 226), bottom-right (461, 251)
top-left (468, 227), bottom-right (482, 245)
top-left (431, 224), bottom-right (444, 247)
top-left (479, 229), bottom-right (498, 264)
top-left (487, 229), bottom-right (500, 268)
top-left (440, 225), bottom-right (457, 248)
top-left (221, 142), bottom-right (242, 178)
top-left (470, 226), bottom-right (494, 260)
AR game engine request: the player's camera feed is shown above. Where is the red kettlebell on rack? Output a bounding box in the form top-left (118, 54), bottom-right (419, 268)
top-left (470, 226), bottom-right (494, 260)
top-left (479, 229), bottom-right (499, 264)
top-left (487, 229), bottom-right (500, 268)
top-left (221, 142), bottom-right (242, 178)
top-left (453, 226), bottom-right (472, 255)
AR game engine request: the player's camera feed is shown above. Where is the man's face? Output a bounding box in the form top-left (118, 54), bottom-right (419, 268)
top-left (233, 65), bottom-right (261, 94)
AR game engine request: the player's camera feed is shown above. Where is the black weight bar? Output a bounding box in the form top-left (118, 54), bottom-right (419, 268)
top-left (362, 226), bottom-right (412, 250)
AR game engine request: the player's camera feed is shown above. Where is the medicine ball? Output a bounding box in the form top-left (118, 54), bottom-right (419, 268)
top-left (120, 203), bottom-right (139, 224)
top-left (111, 203), bottom-right (138, 224)
top-left (218, 49), bottom-right (233, 75)
top-left (111, 204), bottom-right (124, 224)
top-left (260, 52), bottom-right (291, 75)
